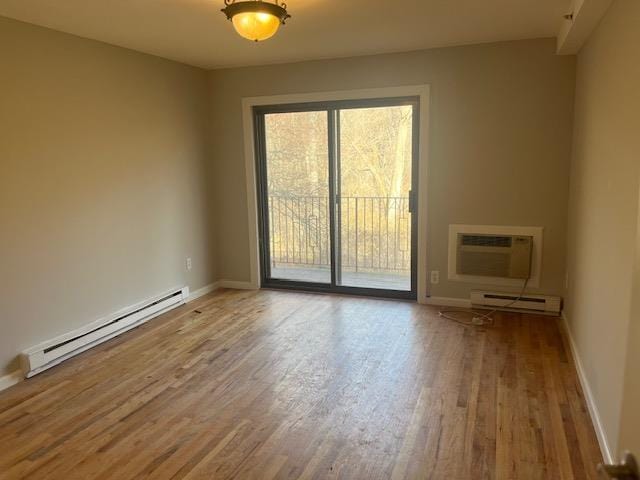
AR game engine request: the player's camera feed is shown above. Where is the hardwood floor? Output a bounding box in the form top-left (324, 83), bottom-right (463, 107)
top-left (0, 289), bottom-right (602, 479)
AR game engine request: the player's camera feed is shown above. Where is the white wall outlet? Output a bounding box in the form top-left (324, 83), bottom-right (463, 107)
top-left (186, 257), bottom-right (192, 271)
top-left (430, 270), bottom-right (440, 284)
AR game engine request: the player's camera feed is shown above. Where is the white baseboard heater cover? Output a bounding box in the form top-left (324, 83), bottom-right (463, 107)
top-left (470, 290), bottom-right (561, 315)
top-left (21, 286), bottom-right (190, 378)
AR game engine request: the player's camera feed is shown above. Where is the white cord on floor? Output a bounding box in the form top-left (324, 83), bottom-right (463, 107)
top-left (438, 277), bottom-right (530, 327)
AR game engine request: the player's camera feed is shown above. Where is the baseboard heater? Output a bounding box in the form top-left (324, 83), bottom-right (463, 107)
top-left (470, 290), bottom-right (561, 316)
top-left (21, 286), bottom-right (190, 378)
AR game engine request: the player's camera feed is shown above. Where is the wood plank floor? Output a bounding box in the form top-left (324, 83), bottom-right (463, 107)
top-left (0, 289), bottom-right (602, 479)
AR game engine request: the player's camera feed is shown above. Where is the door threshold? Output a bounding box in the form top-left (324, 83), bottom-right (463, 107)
top-left (260, 283), bottom-right (417, 301)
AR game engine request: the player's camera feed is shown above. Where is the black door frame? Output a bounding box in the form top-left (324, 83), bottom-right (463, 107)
top-left (254, 96), bottom-right (419, 300)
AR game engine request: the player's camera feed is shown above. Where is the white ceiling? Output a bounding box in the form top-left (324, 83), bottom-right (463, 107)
top-left (0, 0), bottom-right (570, 69)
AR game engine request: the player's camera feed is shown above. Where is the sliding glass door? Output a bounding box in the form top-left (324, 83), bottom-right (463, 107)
top-left (261, 110), bottom-right (331, 283)
top-left (255, 97), bottom-right (418, 299)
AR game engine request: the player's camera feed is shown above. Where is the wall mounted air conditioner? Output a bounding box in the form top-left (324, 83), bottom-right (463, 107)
top-left (21, 286), bottom-right (189, 378)
top-left (448, 225), bottom-right (543, 288)
top-left (456, 233), bottom-right (533, 279)
top-left (470, 290), bottom-right (561, 315)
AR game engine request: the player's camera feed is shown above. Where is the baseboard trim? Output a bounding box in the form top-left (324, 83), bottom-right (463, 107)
top-left (560, 311), bottom-right (613, 463)
top-left (0, 369), bottom-right (23, 392)
top-left (187, 282), bottom-right (220, 302)
top-left (422, 296), bottom-right (472, 308)
top-left (218, 280), bottom-right (258, 290)
top-left (186, 280), bottom-right (258, 301)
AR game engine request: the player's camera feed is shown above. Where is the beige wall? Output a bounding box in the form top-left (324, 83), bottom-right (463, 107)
top-left (209, 39), bottom-right (576, 299)
top-left (0, 17), bottom-right (216, 375)
top-left (565, 0), bottom-right (640, 457)
top-left (2, 2), bottom-right (638, 459)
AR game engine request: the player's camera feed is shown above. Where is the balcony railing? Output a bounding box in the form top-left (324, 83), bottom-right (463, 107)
top-left (268, 195), bottom-right (410, 273)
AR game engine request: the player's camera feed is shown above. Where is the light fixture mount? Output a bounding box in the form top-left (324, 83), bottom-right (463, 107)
top-left (221, 0), bottom-right (291, 42)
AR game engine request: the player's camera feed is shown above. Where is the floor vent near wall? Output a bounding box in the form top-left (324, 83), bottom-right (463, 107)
top-left (21, 286), bottom-right (189, 378)
top-left (470, 290), bottom-right (561, 316)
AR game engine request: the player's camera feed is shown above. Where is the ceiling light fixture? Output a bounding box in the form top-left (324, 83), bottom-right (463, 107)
top-left (221, 0), bottom-right (291, 42)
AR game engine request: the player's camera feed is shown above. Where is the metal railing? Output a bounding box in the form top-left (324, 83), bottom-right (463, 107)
top-left (268, 195), bottom-right (410, 273)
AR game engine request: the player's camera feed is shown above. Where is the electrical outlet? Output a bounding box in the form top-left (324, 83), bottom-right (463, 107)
top-left (186, 257), bottom-right (192, 271)
top-left (430, 270), bottom-right (440, 284)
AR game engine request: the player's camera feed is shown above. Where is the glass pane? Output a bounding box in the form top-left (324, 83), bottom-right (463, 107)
top-left (264, 111), bottom-right (331, 283)
top-left (338, 105), bottom-right (413, 291)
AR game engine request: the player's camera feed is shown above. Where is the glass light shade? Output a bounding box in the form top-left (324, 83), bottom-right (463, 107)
top-left (232, 11), bottom-right (281, 41)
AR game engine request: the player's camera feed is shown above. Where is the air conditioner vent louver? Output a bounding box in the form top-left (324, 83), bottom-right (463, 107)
top-left (456, 233), bottom-right (533, 279)
top-left (460, 234), bottom-right (512, 247)
top-left (459, 251), bottom-right (511, 277)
